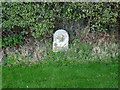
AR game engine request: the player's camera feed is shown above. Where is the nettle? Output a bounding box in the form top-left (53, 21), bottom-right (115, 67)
top-left (2, 2), bottom-right (119, 48)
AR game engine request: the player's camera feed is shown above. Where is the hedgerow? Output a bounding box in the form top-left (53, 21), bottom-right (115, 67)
top-left (2, 2), bottom-right (119, 48)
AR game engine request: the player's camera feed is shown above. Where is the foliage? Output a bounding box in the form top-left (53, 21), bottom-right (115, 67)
top-left (2, 62), bottom-right (118, 88)
top-left (2, 2), bottom-right (55, 47)
top-left (2, 33), bottom-right (24, 48)
top-left (2, 2), bottom-right (119, 48)
top-left (65, 2), bottom-right (119, 32)
top-left (2, 41), bottom-right (118, 67)
top-left (72, 39), bottom-right (80, 44)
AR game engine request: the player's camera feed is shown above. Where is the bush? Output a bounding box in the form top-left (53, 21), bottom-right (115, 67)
top-left (2, 2), bottom-right (119, 48)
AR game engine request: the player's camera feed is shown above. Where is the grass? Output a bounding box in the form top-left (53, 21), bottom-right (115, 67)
top-left (0, 63), bottom-right (2, 89)
top-left (2, 42), bottom-right (119, 88)
top-left (2, 62), bottom-right (118, 88)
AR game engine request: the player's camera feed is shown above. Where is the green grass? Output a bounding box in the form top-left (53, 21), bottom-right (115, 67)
top-left (2, 42), bottom-right (119, 88)
top-left (0, 63), bottom-right (2, 90)
top-left (2, 62), bottom-right (118, 88)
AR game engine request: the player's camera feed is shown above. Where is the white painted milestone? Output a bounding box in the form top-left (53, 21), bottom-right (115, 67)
top-left (53, 29), bottom-right (69, 52)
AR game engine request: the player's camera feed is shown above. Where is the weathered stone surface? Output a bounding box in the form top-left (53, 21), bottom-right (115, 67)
top-left (53, 29), bottom-right (69, 52)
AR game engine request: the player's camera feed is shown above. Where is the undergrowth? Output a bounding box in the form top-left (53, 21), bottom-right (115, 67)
top-left (2, 41), bottom-right (119, 67)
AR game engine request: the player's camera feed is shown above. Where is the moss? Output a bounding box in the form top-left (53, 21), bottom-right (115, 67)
top-left (54, 43), bottom-right (57, 46)
top-left (53, 47), bottom-right (57, 51)
top-left (60, 35), bottom-right (64, 42)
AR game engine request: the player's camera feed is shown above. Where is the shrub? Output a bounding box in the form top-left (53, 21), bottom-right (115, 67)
top-left (2, 2), bottom-right (119, 48)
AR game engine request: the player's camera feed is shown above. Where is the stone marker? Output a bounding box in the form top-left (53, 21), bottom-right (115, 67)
top-left (53, 29), bottom-right (69, 52)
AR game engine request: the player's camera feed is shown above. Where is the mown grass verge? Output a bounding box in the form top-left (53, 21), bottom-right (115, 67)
top-left (2, 62), bottom-right (118, 88)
